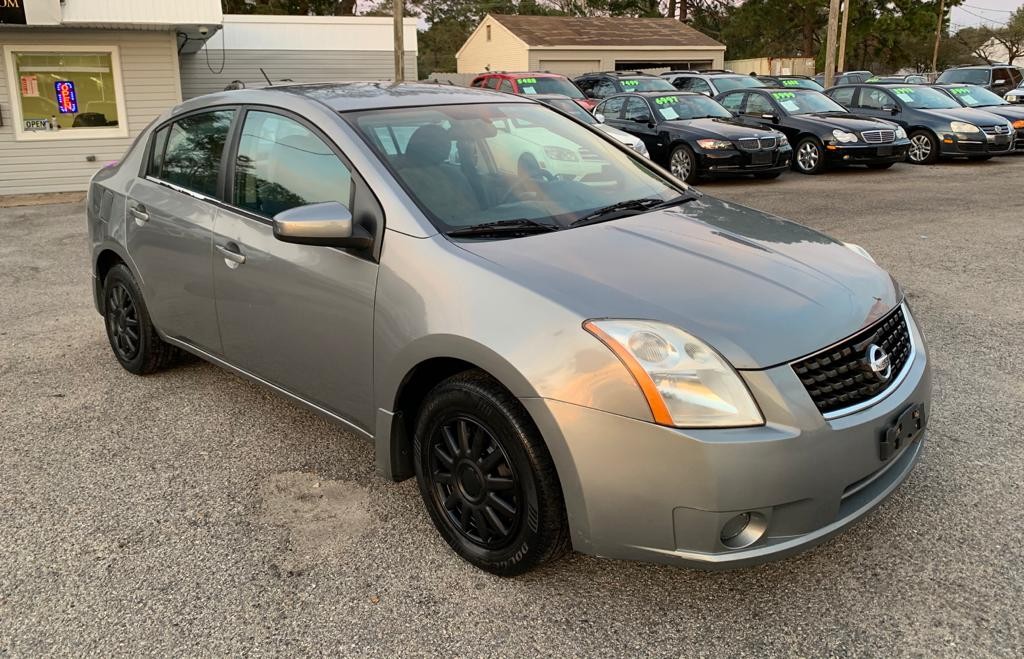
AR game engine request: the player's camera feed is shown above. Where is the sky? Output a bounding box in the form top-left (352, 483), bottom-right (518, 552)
top-left (950, 0), bottom-right (1023, 30)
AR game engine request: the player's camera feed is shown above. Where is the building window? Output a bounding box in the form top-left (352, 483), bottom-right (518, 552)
top-left (2, 45), bottom-right (129, 141)
top-left (486, 25), bottom-right (491, 41)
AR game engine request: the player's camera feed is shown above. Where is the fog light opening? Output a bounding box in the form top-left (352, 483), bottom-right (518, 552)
top-left (720, 512), bottom-right (768, 549)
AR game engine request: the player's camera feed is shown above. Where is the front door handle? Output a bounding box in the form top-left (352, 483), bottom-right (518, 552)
top-left (128, 203), bottom-right (149, 223)
top-left (216, 243), bottom-right (246, 268)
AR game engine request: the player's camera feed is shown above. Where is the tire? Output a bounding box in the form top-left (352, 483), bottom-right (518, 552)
top-left (668, 144), bottom-right (698, 183)
top-left (867, 162), bottom-right (895, 170)
top-left (413, 370), bottom-right (569, 576)
top-left (907, 130), bottom-right (939, 165)
top-left (102, 264), bottom-right (180, 375)
top-left (793, 137), bottom-right (825, 174)
top-left (754, 171), bottom-right (782, 180)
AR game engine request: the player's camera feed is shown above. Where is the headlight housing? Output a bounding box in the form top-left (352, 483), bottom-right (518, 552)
top-left (950, 121), bottom-right (980, 134)
top-left (895, 126), bottom-right (907, 139)
top-left (1013, 119), bottom-right (1024, 129)
top-left (583, 320), bottom-right (764, 428)
top-left (696, 138), bottom-right (733, 150)
top-left (1006, 94), bottom-right (1021, 102)
top-left (842, 241), bottom-right (876, 263)
top-left (832, 129), bottom-right (858, 143)
top-left (776, 133), bottom-right (789, 146)
top-left (543, 145), bottom-right (579, 162)
top-left (633, 139), bottom-right (650, 158)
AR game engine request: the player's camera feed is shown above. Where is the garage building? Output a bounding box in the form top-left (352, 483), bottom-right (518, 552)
top-left (456, 14), bottom-right (726, 78)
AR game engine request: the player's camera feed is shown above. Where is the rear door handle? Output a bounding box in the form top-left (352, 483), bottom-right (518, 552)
top-left (128, 203), bottom-right (149, 223)
top-left (216, 243), bottom-right (246, 268)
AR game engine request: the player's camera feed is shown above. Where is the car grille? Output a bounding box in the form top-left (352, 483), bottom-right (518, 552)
top-left (578, 148), bottom-right (604, 162)
top-left (861, 129), bottom-right (895, 143)
top-left (791, 305), bottom-right (913, 416)
top-left (982, 125), bottom-right (1009, 136)
top-left (737, 137), bottom-right (777, 151)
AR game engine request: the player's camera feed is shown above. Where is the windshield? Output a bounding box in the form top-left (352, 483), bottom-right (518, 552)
top-left (541, 97), bottom-right (597, 124)
top-left (650, 94), bottom-right (732, 120)
top-left (621, 78), bottom-right (676, 92)
top-left (946, 85), bottom-right (1007, 107)
top-left (777, 78), bottom-right (825, 91)
top-left (349, 103), bottom-right (680, 234)
top-left (771, 90), bottom-right (847, 114)
top-left (515, 76), bottom-right (584, 99)
top-left (714, 76), bottom-right (765, 92)
top-left (888, 86), bottom-right (960, 109)
top-left (937, 69), bottom-right (991, 85)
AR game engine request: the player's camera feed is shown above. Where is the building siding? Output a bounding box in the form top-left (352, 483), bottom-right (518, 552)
top-left (0, 29), bottom-right (180, 195)
top-left (456, 19), bottom-right (529, 74)
top-left (179, 49), bottom-right (418, 99)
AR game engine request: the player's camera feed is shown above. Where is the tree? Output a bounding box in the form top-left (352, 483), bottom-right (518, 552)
top-left (222, 0), bottom-right (357, 15)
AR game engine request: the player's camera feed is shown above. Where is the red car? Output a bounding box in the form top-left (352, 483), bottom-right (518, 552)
top-left (470, 72), bottom-right (598, 111)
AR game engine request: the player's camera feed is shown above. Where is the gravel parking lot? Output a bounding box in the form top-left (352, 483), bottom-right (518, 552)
top-left (2, 157), bottom-right (1022, 656)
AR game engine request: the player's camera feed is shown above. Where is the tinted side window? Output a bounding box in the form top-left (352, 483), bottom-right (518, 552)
top-left (597, 97), bottom-right (626, 118)
top-left (859, 88), bottom-right (893, 110)
top-left (147, 125), bottom-right (170, 178)
top-left (498, 79), bottom-right (514, 93)
top-left (689, 78), bottom-right (712, 95)
top-left (718, 92), bottom-right (745, 112)
top-left (623, 97), bottom-right (650, 121)
top-left (233, 111), bottom-right (353, 218)
top-left (830, 87), bottom-right (855, 106)
top-left (592, 79), bottom-right (616, 98)
top-left (160, 110), bottom-right (234, 198)
top-left (744, 94), bottom-right (773, 115)
top-left (994, 68), bottom-right (1011, 85)
top-left (485, 77), bottom-right (501, 90)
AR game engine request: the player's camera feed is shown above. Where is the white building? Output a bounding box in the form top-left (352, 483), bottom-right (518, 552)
top-left (0, 1), bottom-right (417, 196)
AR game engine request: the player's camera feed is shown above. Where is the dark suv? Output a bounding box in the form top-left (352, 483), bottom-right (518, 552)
top-left (663, 71), bottom-right (765, 96)
top-left (573, 71), bottom-right (675, 101)
top-left (937, 65), bottom-right (1023, 98)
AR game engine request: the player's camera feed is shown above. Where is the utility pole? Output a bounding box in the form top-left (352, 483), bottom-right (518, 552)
top-left (932, 0), bottom-right (946, 74)
top-left (838, 0), bottom-right (851, 72)
top-left (824, 0), bottom-right (841, 88)
top-left (394, 0), bottom-right (405, 82)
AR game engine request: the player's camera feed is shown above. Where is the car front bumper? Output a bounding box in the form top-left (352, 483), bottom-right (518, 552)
top-left (522, 307), bottom-right (931, 569)
top-left (694, 146), bottom-right (793, 176)
top-left (824, 140), bottom-right (910, 164)
top-left (941, 132), bottom-right (1013, 156)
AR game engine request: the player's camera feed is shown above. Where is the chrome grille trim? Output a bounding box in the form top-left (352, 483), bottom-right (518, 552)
top-left (861, 129), bottom-right (895, 144)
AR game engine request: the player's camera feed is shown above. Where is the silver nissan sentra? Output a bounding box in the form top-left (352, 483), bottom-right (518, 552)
top-left (87, 82), bottom-right (931, 575)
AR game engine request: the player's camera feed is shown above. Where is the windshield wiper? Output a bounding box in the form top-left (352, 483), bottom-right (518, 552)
top-left (570, 194), bottom-right (698, 228)
top-left (446, 218), bottom-right (561, 238)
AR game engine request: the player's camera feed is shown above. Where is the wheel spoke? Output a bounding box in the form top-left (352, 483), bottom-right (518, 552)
top-left (443, 489), bottom-right (459, 510)
top-left (433, 469), bottom-right (453, 485)
top-left (457, 419), bottom-right (471, 455)
top-left (472, 508), bottom-right (490, 540)
top-left (487, 492), bottom-right (516, 518)
top-left (458, 501), bottom-right (472, 528)
top-left (480, 448), bottom-right (503, 472)
top-left (467, 427), bottom-right (484, 460)
top-left (433, 443), bottom-right (454, 468)
top-left (441, 425), bottom-right (460, 457)
top-left (485, 476), bottom-right (514, 491)
top-left (484, 506), bottom-right (509, 537)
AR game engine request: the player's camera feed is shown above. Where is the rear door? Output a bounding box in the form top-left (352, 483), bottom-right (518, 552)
top-left (211, 107), bottom-right (380, 430)
top-left (125, 108), bottom-right (236, 353)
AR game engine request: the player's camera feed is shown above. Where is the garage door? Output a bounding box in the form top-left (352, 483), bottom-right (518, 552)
top-left (538, 60), bottom-right (601, 77)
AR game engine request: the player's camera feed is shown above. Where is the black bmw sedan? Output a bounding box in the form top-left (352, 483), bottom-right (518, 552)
top-left (715, 87), bottom-right (910, 174)
top-left (594, 91), bottom-right (792, 182)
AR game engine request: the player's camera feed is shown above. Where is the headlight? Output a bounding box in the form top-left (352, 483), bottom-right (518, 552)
top-left (1006, 94), bottom-right (1021, 102)
top-left (776, 133), bottom-right (789, 146)
top-left (895, 126), bottom-right (907, 139)
top-left (832, 129), bottom-right (858, 143)
top-left (583, 319), bottom-right (763, 428)
top-left (696, 138), bottom-right (733, 150)
top-left (1013, 120), bottom-right (1024, 129)
top-left (950, 121), bottom-right (980, 134)
top-left (633, 139), bottom-right (649, 158)
top-left (543, 145), bottom-right (579, 162)
top-left (843, 241), bottom-right (876, 263)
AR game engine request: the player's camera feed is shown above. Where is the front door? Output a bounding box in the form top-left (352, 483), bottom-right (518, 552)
top-left (125, 108), bottom-right (236, 353)
top-left (212, 109), bottom-right (379, 430)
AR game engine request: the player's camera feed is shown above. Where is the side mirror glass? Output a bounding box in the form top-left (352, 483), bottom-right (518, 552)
top-left (761, 112), bottom-right (779, 122)
top-left (595, 113), bottom-right (606, 123)
top-left (272, 201), bottom-right (371, 249)
top-left (633, 114), bottom-right (652, 123)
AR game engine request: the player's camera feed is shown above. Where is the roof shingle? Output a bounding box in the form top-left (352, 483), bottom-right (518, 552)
top-left (490, 14), bottom-right (724, 49)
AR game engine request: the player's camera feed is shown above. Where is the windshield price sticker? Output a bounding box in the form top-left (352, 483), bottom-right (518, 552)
top-left (782, 79), bottom-right (801, 87)
top-left (660, 107), bottom-right (680, 120)
top-left (517, 78), bottom-right (537, 85)
top-left (655, 96), bottom-right (678, 105)
top-left (781, 100), bottom-right (800, 111)
top-left (951, 88), bottom-right (971, 95)
top-left (771, 91), bottom-right (796, 100)
top-left (622, 80), bottom-right (640, 86)
top-left (521, 86), bottom-right (537, 95)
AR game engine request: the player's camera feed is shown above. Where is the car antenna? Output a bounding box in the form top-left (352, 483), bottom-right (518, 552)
top-left (260, 68), bottom-right (273, 87)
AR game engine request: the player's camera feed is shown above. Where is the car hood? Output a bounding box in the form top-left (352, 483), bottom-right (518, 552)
top-left (458, 197), bottom-right (899, 369)
top-left (973, 104), bottom-right (1024, 121)
top-left (663, 117), bottom-right (778, 139)
top-left (920, 106), bottom-right (1009, 125)
top-left (595, 123), bottom-right (640, 145)
top-left (797, 112), bottom-right (898, 131)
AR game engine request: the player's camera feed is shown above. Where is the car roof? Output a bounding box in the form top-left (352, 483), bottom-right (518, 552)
top-left (477, 71), bottom-right (567, 79)
top-left (247, 81), bottom-right (527, 111)
top-left (607, 90), bottom-right (705, 98)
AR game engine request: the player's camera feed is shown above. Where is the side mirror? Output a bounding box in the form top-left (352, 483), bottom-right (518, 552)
top-left (595, 113), bottom-right (606, 123)
top-left (994, 78), bottom-right (1006, 85)
top-left (884, 105), bottom-right (899, 115)
top-left (633, 114), bottom-right (652, 123)
top-left (761, 113), bottom-right (779, 122)
top-left (272, 201), bottom-right (372, 250)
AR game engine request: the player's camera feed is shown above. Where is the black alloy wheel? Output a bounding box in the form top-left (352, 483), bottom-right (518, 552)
top-left (102, 263), bottom-right (181, 374)
top-left (106, 282), bottom-right (140, 362)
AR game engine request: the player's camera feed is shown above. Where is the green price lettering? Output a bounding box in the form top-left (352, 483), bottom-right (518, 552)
top-left (892, 87), bottom-right (913, 94)
top-left (782, 79), bottom-right (800, 87)
top-left (517, 77), bottom-right (537, 84)
top-left (655, 96), bottom-right (678, 105)
top-left (771, 92), bottom-right (796, 100)
top-left (951, 87), bottom-right (970, 95)
top-left (622, 80), bottom-right (639, 86)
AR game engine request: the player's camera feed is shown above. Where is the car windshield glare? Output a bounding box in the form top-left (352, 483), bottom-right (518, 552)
top-left (773, 90), bottom-right (847, 114)
top-left (714, 76), bottom-right (765, 92)
top-left (516, 76), bottom-right (584, 99)
top-left (348, 103), bottom-right (680, 234)
top-left (626, 78), bottom-right (676, 92)
top-left (652, 94), bottom-right (732, 120)
top-left (948, 85), bottom-right (1006, 107)
top-left (545, 98), bottom-right (597, 124)
top-left (937, 69), bottom-right (990, 85)
top-left (781, 78), bottom-right (824, 91)
top-left (889, 86), bottom-right (960, 109)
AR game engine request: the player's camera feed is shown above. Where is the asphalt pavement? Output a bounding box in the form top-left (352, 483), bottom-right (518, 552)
top-left (1, 157), bottom-right (1022, 656)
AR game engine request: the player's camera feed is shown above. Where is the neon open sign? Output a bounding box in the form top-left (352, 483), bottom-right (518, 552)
top-left (55, 80), bottom-right (78, 113)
